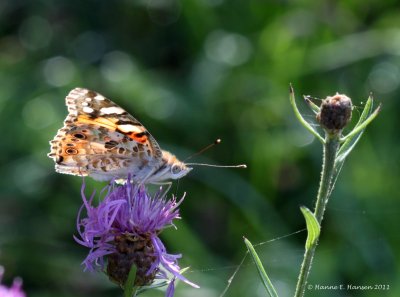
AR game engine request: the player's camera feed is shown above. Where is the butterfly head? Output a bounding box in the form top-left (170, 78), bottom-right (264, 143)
top-left (170, 161), bottom-right (192, 179)
top-left (152, 150), bottom-right (192, 182)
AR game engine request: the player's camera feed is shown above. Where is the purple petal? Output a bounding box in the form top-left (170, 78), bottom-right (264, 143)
top-left (0, 267), bottom-right (26, 297)
top-left (165, 278), bottom-right (175, 297)
top-left (151, 236), bottom-right (199, 289)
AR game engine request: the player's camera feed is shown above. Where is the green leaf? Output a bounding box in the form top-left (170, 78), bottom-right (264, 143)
top-left (289, 85), bottom-right (324, 143)
top-left (331, 96), bottom-right (381, 195)
top-left (337, 95), bottom-right (374, 161)
top-left (338, 98), bottom-right (381, 161)
top-left (124, 264), bottom-right (138, 297)
top-left (244, 237), bottom-right (279, 297)
top-left (300, 206), bottom-right (320, 250)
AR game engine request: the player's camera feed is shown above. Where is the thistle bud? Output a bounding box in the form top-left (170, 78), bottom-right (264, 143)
top-left (317, 94), bottom-right (352, 133)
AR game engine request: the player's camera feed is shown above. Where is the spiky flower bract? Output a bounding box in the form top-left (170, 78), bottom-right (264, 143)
top-left (74, 177), bottom-right (199, 296)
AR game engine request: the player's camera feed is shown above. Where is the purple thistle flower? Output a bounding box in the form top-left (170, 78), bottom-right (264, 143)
top-left (74, 177), bottom-right (199, 295)
top-left (0, 267), bottom-right (26, 297)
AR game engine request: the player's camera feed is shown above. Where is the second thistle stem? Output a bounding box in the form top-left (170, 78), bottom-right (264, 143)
top-left (294, 134), bottom-right (340, 297)
top-left (314, 135), bottom-right (339, 224)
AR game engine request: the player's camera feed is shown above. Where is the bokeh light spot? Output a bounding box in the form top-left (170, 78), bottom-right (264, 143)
top-left (22, 95), bottom-right (56, 130)
top-left (43, 56), bottom-right (76, 87)
top-left (205, 30), bottom-right (252, 66)
top-left (13, 158), bottom-right (47, 195)
top-left (101, 51), bottom-right (137, 82)
top-left (190, 58), bottom-right (227, 96)
top-left (143, 88), bottom-right (177, 120)
top-left (73, 31), bottom-right (106, 63)
top-left (368, 62), bottom-right (400, 94)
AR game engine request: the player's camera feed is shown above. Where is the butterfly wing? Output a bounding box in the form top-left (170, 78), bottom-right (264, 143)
top-left (48, 88), bottom-right (163, 181)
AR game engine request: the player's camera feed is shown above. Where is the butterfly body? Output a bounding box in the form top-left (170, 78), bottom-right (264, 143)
top-left (48, 88), bottom-right (191, 183)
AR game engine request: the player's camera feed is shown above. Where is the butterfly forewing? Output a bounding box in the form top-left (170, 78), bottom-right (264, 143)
top-left (48, 88), bottom-right (168, 181)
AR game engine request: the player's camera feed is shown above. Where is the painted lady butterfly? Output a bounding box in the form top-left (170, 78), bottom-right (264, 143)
top-left (48, 88), bottom-right (192, 183)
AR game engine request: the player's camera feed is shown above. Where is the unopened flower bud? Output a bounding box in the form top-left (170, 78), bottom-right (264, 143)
top-left (317, 94), bottom-right (352, 133)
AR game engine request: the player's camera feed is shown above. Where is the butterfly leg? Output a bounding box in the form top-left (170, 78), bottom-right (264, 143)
top-left (151, 181), bottom-right (172, 198)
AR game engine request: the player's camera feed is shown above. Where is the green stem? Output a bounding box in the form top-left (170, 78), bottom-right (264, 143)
top-left (294, 134), bottom-right (340, 297)
top-left (314, 135), bottom-right (339, 223)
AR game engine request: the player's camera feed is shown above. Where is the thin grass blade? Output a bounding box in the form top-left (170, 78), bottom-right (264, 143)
top-left (244, 237), bottom-right (279, 297)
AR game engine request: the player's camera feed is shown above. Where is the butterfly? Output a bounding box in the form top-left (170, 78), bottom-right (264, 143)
top-left (48, 88), bottom-right (192, 183)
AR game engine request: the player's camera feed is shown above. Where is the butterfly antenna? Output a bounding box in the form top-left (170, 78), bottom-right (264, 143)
top-left (185, 163), bottom-right (247, 168)
top-left (184, 138), bottom-right (222, 162)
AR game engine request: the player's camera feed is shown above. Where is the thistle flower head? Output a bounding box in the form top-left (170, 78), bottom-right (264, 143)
top-left (74, 177), bottom-right (198, 295)
top-left (0, 267), bottom-right (26, 297)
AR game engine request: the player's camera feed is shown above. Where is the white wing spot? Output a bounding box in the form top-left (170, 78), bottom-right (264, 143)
top-left (117, 124), bottom-right (142, 133)
top-left (68, 94), bottom-right (79, 99)
top-left (94, 95), bottom-right (105, 100)
top-left (82, 102), bottom-right (89, 106)
top-left (101, 106), bottom-right (125, 115)
top-left (83, 106), bottom-right (94, 114)
top-left (85, 97), bottom-right (92, 102)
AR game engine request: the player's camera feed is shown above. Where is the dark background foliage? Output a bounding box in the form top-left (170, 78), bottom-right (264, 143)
top-left (0, 1), bottom-right (398, 296)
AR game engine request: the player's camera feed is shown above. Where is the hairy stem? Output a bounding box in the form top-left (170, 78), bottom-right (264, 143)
top-left (294, 134), bottom-right (340, 297)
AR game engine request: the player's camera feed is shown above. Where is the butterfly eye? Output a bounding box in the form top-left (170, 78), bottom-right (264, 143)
top-left (171, 164), bottom-right (181, 175)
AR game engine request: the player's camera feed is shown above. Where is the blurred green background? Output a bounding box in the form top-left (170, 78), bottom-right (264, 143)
top-left (0, 0), bottom-right (399, 296)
